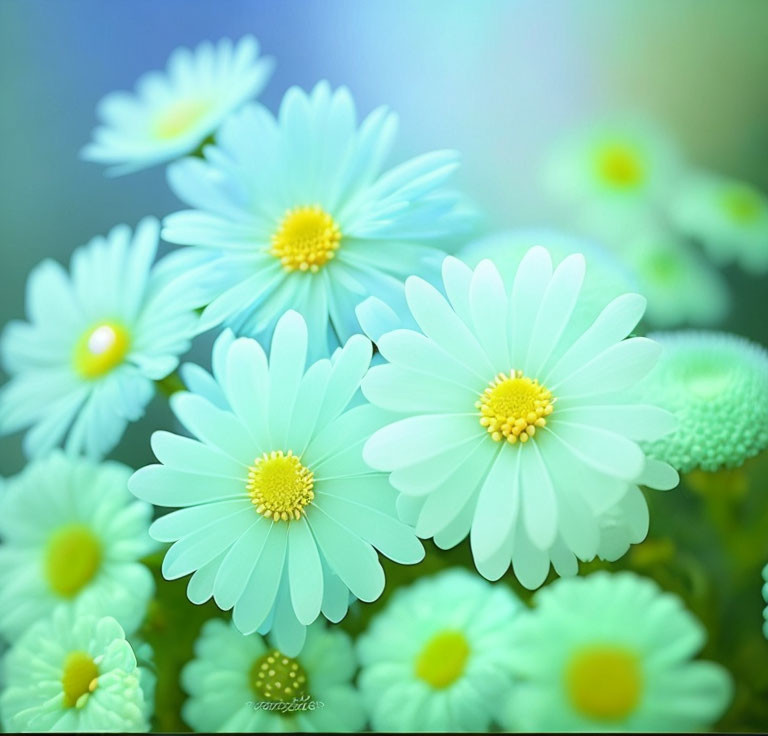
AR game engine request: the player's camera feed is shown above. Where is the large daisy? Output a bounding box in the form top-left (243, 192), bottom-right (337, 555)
top-left (357, 568), bottom-right (521, 732)
top-left (161, 81), bottom-right (469, 358)
top-left (0, 452), bottom-right (155, 641)
top-left (129, 310), bottom-right (424, 656)
top-left (362, 249), bottom-right (679, 588)
top-left (0, 217), bottom-right (198, 459)
top-left (181, 618), bottom-right (364, 732)
top-left (82, 36), bottom-right (274, 175)
top-left (501, 572), bottom-right (732, 732)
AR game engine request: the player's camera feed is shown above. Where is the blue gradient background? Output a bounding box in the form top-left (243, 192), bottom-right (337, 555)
top-left (1, 0), bottom-right (767, 474)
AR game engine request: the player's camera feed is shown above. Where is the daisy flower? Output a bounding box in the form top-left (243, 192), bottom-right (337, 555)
top-left (671, 172), bottom-right (768, 273)
top-left (763, 563), bottom-right (768, 639)
top-left (0, 452), bottom-right (155, 641)
top-left (637, 330), bottom-right (768, 472)
top-left (357, 568), bottom-right (521, 732)
top-left (0, 217), bottom-right (198, 459)
top-left (181, 618), bottom-right (364, 732)
top-left (501, 571), bottom-right (732, 732)
top-left (82, 36), bottom-right (274, 175)
top-left (362, 249), bottom-right (679, 588)
top-left (161, 80), bottom-right (469, 358)
top-left (621, 229), bottom-right (730, 328)
top-left (129, 310), bottom-right (424, 656)
top-left (0, 608), bottom-right (149, 732)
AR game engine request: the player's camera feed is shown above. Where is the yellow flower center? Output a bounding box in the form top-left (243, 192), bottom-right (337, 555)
top-left (45, 524), bottom-right (102, 597)
top-left (61, 651), bottom-right (99, 708)
top-left (270, 205), bottom-right (341, 272)
top-left (250, 649), bottom-right (309, 702)
top-left (73, 322), bottom-right (130, 379)
top-left (477, 370), bottom-right (554, 444)
top-left (414, 630), bottom-right (470, 689)
top-left (566, 646), bottom-right (643, 721)
top-left (152, 99), bottom-right (210, 140)
top-left (721, 185), bottom-right (763, 224)
top-left (247, 450), bottom-right (315, 521)
top-left (595, 143), bottom-right (645, 189)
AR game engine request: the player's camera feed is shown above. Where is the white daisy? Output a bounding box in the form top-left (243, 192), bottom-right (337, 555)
top-left (82, 36), bottom-right (274, 175)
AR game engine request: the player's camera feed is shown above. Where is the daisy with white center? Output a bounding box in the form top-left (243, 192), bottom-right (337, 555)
top-left (357, 568), bottom-right (522, 732)
top-left (0, 608), bottom-right (149, 732)
top-left (0, 217), bottom-right (198, 459)
top-left (362, 248), bottom-right (679, 588)
top-left (501, 572), bottom-right (732, 732)
top-left (161, 81), bottom-right (469, 358)
top-left (129, 310), bottom-right (424, 656)
top-left (671, 172), bottom-right (768, 274)
top-left (82, 36), bottom-right (274, 175)
top-left (0, 452), bottom-right (155, 641)
top-left (181, 618), bottom-right (364, 732)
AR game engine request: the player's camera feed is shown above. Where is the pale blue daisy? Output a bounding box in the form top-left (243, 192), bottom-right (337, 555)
top-left (161, 81), bottom-right (469, 358)
top-left (0, 217), bottom-right (198, 459)
top-left (129, 310), bottom-right (424, 656)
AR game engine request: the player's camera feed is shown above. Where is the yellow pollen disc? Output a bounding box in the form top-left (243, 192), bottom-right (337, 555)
top-left (152, 99), bottom-right (210, 140)
top-left (721, 186), bottom-right (763, 224)
top-left (414, 630), bottom-right (470, 689)
top-left (595, 143), bottom-right (645, 188)
top-left (565, 646), bottom-right (643, 721)
top-left (247, 450), bottom-right (315, 522)
top-left (476, 370), bottom-right (555, 444)
top-left (73, 322), bottom-right (130, 379)
top-left (45, 524), bottom-right (102, 597)
top-left (61, 651), bottom-right (99, 708)
top-left (250, 650), bottom-right (309, 703)
top-left (270, 205), bottom-right (341, 272)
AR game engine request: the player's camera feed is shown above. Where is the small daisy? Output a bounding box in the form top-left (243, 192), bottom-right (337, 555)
top-left (181, 618), bottom-right (364, 732)
top-left (0, 608), bottom-right (149, 732)
top-left (0, 452), bottom-right (155, 641)
top-left (129, 310), bottom-right (424, 656)
top-left (501, 571), bottom-right (732, 732)
top-left (621, 229), bottom-right (730, 328)
top-left (637, 330), bottom-right (768, 472)
top-left (82, 36), bottom-right (274, 175)
top-left (161, 81), bottom-right (469, 358)
top-left (671, 172), bottom-right (768, 273)
top-left (0, 217), bottom-right (198, 459)
top-left (362, 249), bottom-right (679, 588)
top-left (357, 568), bottom-right (521, 732)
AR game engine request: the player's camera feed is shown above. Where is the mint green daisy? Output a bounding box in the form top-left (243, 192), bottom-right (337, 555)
top-left (0, 452), bottom-right (155, 641)
top-left (638, 331), bottom-right (768, 472)
top-left (0, 608), bottom-right (149, 732)
top-left (671, 172), bottom-right (768, 274)
top-left (357, 568), bottom-right (521, 732)
top-left (181, 618), bottom-right (364, 732)
top-left (363, 249), bottom-right (678, 588)
top-left (161, 81), bottom-right (469, 358)
top-left (501, 571), bottom-right (732, 732)
top-left (129, 310), bottom-right (424, 656)
top-left (0, 217), bottom-right (198, 459)
top-left (82, 36), bottom-right (273, 175)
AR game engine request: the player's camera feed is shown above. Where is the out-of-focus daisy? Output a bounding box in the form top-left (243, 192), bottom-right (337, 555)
top-left (129, 311), bottom-right (423, 656)
top-left (0, 217), bottom-right (198, 459)
top-left (162, 81), bottom-right (469, 358)
top-left (363, 249), bottom-right (679, 588)
top-left (621, 230), bottom-right (730, 328)
top-left (637, 331), bottom-right (768, 472)
top-left (0, 608), bottom-right (149, 732)
top-left (763, 564), bottom-right (768, 639)
top-left (501, 571), bottom-right (732, 732)
top-left (0, 453), bottom-right (155, 641)
top-left (357, 568), bottom-right (521, 732)
top-left (671, 173), bottom-right (768, 273)
top-left (181, 618), bottom-right (364, 732)
top-left (82, 36), bottom-right (273, 175)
